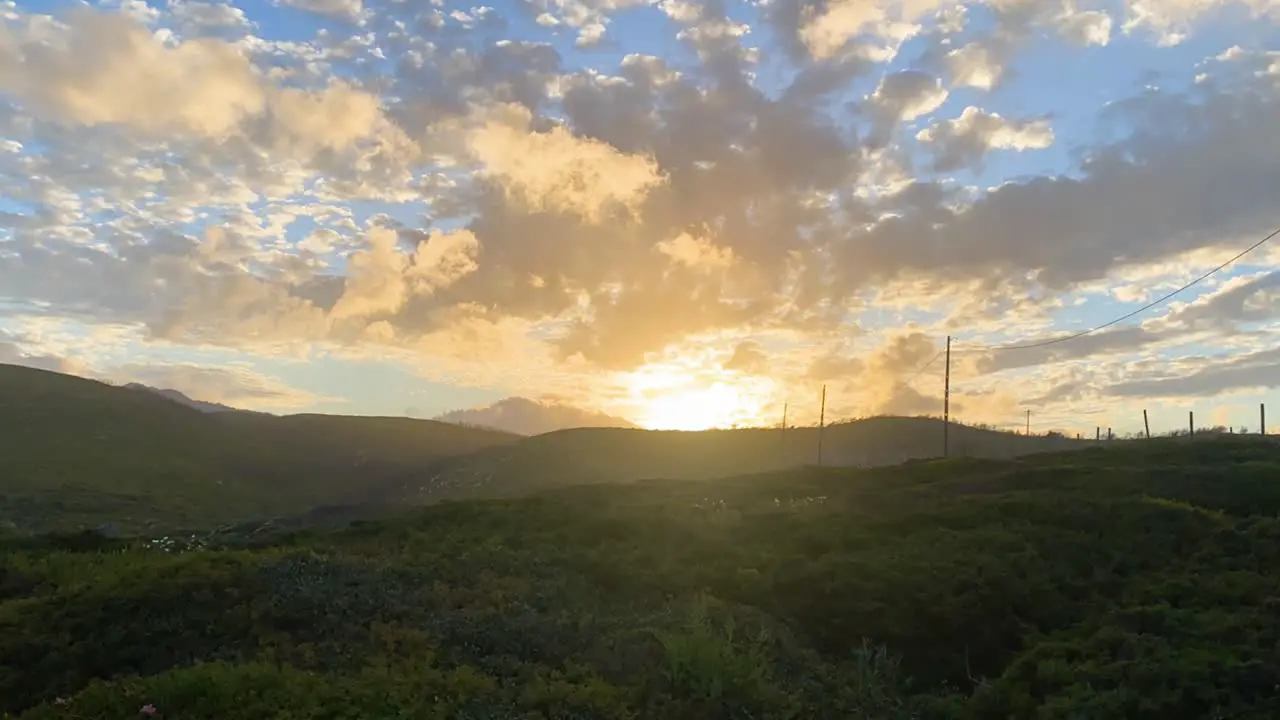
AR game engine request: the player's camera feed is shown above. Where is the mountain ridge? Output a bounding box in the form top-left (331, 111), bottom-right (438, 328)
top-left (434, 396), bottom-right (638, 436)
top-left (122, 382), bottom-right (246, 414)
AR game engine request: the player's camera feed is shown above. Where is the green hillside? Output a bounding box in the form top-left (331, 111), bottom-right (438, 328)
top-left (3, 437), bottom-right (1280, 718)
top-left (2, 364), bottom-right (1099, 531)
top-left (0, 364), bottom-right (519, 534)
top-left (401, 416), bottom-right (1088, 502)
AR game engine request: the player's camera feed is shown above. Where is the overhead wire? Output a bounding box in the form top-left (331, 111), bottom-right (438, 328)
top-left (956, 223), bottom-right (1280, 352)
top-left (901, 348), bottom-right (945, 388)
top-left (891, 222), bottom-right (1280, 396)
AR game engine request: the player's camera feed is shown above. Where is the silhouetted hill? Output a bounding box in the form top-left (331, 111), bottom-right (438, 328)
top-left (434, 396), bottom-right (638, 435)
top-left (123, 383), bottom-right (244, 413)
top-left (396, 416), bottom-right (1090, 502)
top-left (0, 363), bottom-right (518, 533)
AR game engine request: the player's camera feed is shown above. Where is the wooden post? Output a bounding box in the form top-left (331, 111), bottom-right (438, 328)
top-left (943, 336), bottom-right (951, 458)
top-left (1025, 409), bottom-right (1031, 436)
top-left (1189, 411), bottom-right (1194, 437)
top-left (1262, 403), bottom-right (1266, 436)
top-left (817, 386), bottom-right (826, 466)
top-left (781, 402), bottom-right (788, 462)
top-left (1143, 409), bottom-right (1150, 439)
top-left (1095, 426), bottom-right (1100, 442)
top-left (1108, 427), bottom-right (1113, 441)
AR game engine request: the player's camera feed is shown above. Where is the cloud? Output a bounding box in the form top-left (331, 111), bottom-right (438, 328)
top-left (656, 232), bottom-right (736, 270)
top-left (1124, 0), bottom-right (1280, 46)
top-left (0, 8), bottom-right (266, 139)
top-left (330, 226), bottom-right (480, 321)
top-left (0, 331), bottom-right (87, 376)
top-left (945, 40), bottom-right (1006, 90)
top-left (1057, 9), bottom-right (1113, 46)
top-left (864, 70), bottom-right (949, 147)
top-left (829, 78), bottom-right (1280, 301)
top-left (280, 0), bottom-right (365, 22)
top-left (795, 0), bottom-right (951, 61)
top-left (0, 0), bottom-right (1277, 431)
top-left (1161, 271), bottom-right (1280, 332)
top-left (917, 107), bottom-right (1054, 172)
top-left (169, 0), bottom-right (253, 35)
top-left (723, 340), bottom-right (769, 374)
top-left (109, 361), bottom-right (329, 410)
top-left (1109, 346), bottom-right (1280, 399)
top-left (0, 7), bottom-right (396, 163)
top-left (466, 103), bottom-right (665, 221)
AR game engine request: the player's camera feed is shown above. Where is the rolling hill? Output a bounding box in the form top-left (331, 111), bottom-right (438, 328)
top-left (1, 363), bottom-right (1101, 532)
top-left (396, 416), bottom-right (1090, 502)
top-left (0, 363), bottom-right (519, 533)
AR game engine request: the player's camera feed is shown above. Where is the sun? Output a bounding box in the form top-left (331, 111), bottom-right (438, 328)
top-left (625, 364), bottom-right (773, 431)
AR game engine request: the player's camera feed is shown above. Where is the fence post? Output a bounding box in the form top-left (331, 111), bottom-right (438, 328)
top-left (1262, 403), bottom-right (1267, 436)
top-left (1143, 409), bottom-right (1150, 439)
top-left (1189, 411), bottom-right (1194, 438)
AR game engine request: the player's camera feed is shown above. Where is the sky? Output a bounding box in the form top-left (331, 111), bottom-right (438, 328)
top-left (0, 0), bottom-right (1279, 434)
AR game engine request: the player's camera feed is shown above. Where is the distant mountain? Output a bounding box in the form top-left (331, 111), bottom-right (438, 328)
top-left (434, 397), bottom-right (638, 436)
top-left (123, 383), bottom-right (243, 414)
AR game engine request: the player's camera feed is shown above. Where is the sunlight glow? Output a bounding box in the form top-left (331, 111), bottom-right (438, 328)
top-left (625, 363), bottom-right (775, 431)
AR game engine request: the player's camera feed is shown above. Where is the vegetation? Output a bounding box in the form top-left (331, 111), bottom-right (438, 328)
top-left (1, 364), bottom-right (1087, 534)
top-left (394, 416), bottom-right (1088, 503)
top-left (0, 364), bottom-right (517, 534)
top-left (5, 436), bottom-right (1280, 718)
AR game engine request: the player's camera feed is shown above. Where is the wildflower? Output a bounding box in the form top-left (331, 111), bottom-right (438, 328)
top-left (140, 704), bottom-right (157, 716)
top-left (53, 697), bottom-right (69, 707)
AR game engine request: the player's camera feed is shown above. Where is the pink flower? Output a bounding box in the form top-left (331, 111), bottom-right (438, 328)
top-left (140, 704), bottom-right (157, 716)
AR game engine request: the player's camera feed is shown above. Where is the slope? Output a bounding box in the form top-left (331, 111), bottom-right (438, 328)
top-left (434, 396), bottom-right (638, 435)
top-left (3, 437), bottom-right (1279, 719)
top-left (400, 415), bottom-right (1086, 501)
top-left (123, 383), bottom-right (244, 413)
top-left (0, 364), bottom-right (518, 533)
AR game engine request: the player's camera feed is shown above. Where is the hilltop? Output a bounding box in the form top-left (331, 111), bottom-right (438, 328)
top-left (434, 396), bottom-right (638, 436)
top-left (3, 437), bottom-right (1279, 719)
top-left (0, 363), bottom-right (1098, 532)
top-left (400, 416), bottom-right (1086, 501)
top-left (0, 363), bottom-right (518, 534)
top-left (122, 383), bottom-right (245, 414)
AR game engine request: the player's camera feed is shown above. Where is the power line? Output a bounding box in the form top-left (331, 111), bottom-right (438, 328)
top-left (959, 223), bottom-right (1280, 352)
top-left (902, 348), bottom-right (945, 387)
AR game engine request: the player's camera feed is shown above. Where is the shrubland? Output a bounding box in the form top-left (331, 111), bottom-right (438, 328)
top-left (4, 437), bottom-right (1280, 719)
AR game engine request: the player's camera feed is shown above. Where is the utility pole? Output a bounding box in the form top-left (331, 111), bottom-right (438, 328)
top-left (781, 402), bottom-right (788, 463)
top-left (943, 335), bottom-right (951, 458)
top-left (817, 386), bottom-right (826, 466)
top-left (1025, 409), bottom-right (1031, 436)
top-left (1143, 409), bottom-right (1150, 439)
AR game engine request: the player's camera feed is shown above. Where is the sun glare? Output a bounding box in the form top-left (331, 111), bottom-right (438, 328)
top-left (626, 365), bottom-right (773, 431)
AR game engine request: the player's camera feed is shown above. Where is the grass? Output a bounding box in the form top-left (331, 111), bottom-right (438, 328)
top-left (0, 364), bottom-right (518, 533)
top-left (4, 436), bottom-right (1280, 718)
